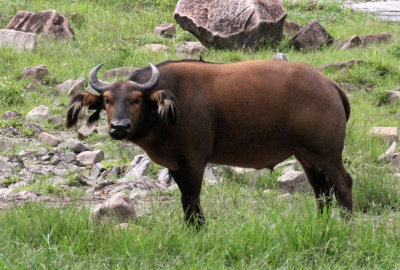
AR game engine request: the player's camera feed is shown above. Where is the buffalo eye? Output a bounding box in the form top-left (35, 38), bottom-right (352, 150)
top-left (104, 98), bottom-right (110, 105)
top-left (133, 99), bottom-right (140, 105)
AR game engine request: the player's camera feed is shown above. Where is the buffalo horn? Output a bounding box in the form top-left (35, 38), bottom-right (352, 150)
top-left (89, 63), bottom-right (110, 94)
top-left (128, 63), bottom-right (160, 91)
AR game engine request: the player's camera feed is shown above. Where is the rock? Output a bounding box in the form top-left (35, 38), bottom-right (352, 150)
top-left (264, 189), bottom-right (273, 194)
top-left (21, 64), bottom-right (51, 83)
top-left (6, 10), bottom-right (74, 41)
top-left (95, 180), bottom-right (114, 191)
top-left (0, 29), bottom-right (36, 51)
top-left (334, 35), bottom-right (361, 50)
top-left (38, 132), bottom-right (61, 146)
top-left (4, 126), bottom-right (18, 136)
top-left (0, 159), bottom-right (12, 174)
top-left (282, 165), bottom-right (299, 174)
top-left (62, 138), bottom-right (91, 153)
top-left (316, 59), bottom-right (363, 71)
top-left (142, 44), bottom-right (170, 53)
top-left (26, 105), bottom-right (51, 122)
top-left (278, 193), bottom-right (291, 200)
top-left (277, 170), bottom-right (310, 193)
top-left (23, 122), bottom-right (44, 135)
top-left (132, 176), bottom-right (166, 191)
top-left (90, 163), bottom-right (105, 180)
top-left (175, 41), bottom-right (208, 58)
top-left (92, 193), bottom-right (136, 222)
top-left (96, 125), bottom-right (109, 136)
top-left (275, 160), bottom-right (299, 170)
top-left (378, 141), bottom-right (398, 162)
top-left (158, 168), bottom-right (173, 186)
top-left (283, 20), bottom-right (303, 38)
top-left (67, 77), bottom-right (87, 96)
top-left (271, 53), bottom-right (288, 61)
top-left (125, 155), bottom-right (150, 180)
top-left (109, 166), bottom-right (120, 179)
top-left (174, 0), bottom-right (287, 49)
top-left (76, 150), bottom-right (104, 166)
top-left (154, 23), bottom-right (176, 38)
top-left (291, 20), bottom-right (334, 51)
top-left (204, 165), bottom-right (223, 185)
top-left (385, 90), bottom-right (400, 103)
top-left (369, 127), bottom-right (399, 143)
top-left (48, 114), bottom-right (65, 128)
top-left (130, 189), bottom-right (150, 199)
top-left (78, 124), bottom-right (97, 139)
top-left (56, 79), bottom-right (75, 95)
top-left (26, 83), bottom-right (37, 91)
top-left (102, 67), bottom-right (138, 81)
top-left (340, 82), bottom-right (358, 92)
top-left (64, 152), bottom-right (76, 163)
top-left (1, 110), bottom-right (22, 120)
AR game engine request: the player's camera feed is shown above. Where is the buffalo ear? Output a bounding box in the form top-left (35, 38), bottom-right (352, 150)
top-left (149, 90), bottom-right (178, 125)
top-left (66, 92), bottom-right (103, 128)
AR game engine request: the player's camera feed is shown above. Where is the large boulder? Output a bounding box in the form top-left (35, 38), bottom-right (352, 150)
top-left (21, 64), bottom-right (51, 83)
top-left (174, 0), bottom-right (287, 50)
top-left (0, 29), bottom-right (36, 51)
top-left (6, 10), bottom-right (74, 41)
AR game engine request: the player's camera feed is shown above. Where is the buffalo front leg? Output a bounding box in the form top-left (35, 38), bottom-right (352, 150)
top-left (169, 165), bottom-right (205, 228)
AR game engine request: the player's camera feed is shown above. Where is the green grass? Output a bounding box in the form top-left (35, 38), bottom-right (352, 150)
top-left (1, 0), bottom-right (400, 268)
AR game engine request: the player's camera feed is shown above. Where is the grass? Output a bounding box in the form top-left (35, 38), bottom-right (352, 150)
top-left (1, 0), bottom-right (400, 268)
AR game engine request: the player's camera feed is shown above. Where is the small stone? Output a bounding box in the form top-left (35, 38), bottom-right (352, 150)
top-left (91, 193), bottom-right (136, 222)
top-left (78, 125), bottom-right (97, 139)
top-left (64, 152), bottom-right (76, 163)
top-left (38, 132), bottom-right (61, 146)
top-left (278, 193), bottom-right (291, 200)
top-left (0, 29), bottom-right (37, 51)
top-left (334, 35), bottom-right (361, 50)
top-left (283, 20), bottom-right (303, 38)
top-left (264, 189), bottom-right (273, 194)
top-left (4, 126), bottom-right (18, 136)
top-left (91, 163), bottom-right (105, 180)
top-left (56, 79), bottom-right (75, 95)
top-left (282, 165), bottom-right (299, 174)
top-left (26, 83), bottom-right (36, 91)
top-left (26, 105), bottom-right (51, 122)
top-left (175, 41), bottom-right (207, 58)
top-left (142, 44), bottom-right (170, 53)
top-left (378, 142), bottom-right (398, 162)
top-left (385, 90), bottom-right (400, 103)
top-left (277, 171), bottom-right (310, 193)
top-left (21, 64), bottom-right (51, 83)
top-left (48, 114), bottom-right (65, 128)
top-left (96, 125), bottom-right (109, 136)
top-left (271, 53), bottom-right (288, 61)
top-left (125, 155), bottom-right (150, 180)
top-left (109, 166), bottom-right (120, 179)
top-left (62, 138), bottom-right (90, 153)
top-left (158, 168), bottom-right (172, 186)
top-left (102, 67), bottom-right (138, 81)
top-left (23, 123), bottom-right (44, 135)
top-left (154, 23), bottom-right (176, 38)
top-left (67, 77), bottom-right (87, 96)
top-left (130, 189), bottom-right (149, 199)
top-left (275, 160), bottom-right (299, 169)
top-left (1, 111), bottom-right (22, 120)
top-left (369, 127), bottom-right (399, 143)
top-left (76, 150), bottom-right (104, 166)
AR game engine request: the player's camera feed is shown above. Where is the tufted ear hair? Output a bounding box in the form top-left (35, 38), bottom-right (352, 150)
top-left (149, 90), bottom-right (178, 125)
top-left (66, 92), bottom-right (103, 128)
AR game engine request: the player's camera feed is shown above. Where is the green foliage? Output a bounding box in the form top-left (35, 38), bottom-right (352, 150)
top-left (0, 77), bottom-right (25, 106)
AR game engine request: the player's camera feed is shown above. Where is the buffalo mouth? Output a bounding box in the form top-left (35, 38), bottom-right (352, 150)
top-left (108, 128), bottom-right (130, 140)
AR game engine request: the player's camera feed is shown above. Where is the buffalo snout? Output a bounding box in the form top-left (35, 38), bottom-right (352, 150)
top-left (109, 119), bottom-right (131, 140)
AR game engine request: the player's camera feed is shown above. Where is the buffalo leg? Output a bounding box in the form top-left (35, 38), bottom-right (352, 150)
top-left (324, 160), bottom-right (353, 211)
top-left (170, 166), bottom-right (205, 228)
top-left (304, 167), bottom-right (333, 212)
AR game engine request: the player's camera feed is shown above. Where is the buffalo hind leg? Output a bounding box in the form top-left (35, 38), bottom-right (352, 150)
top-left (296, 155), bottom-right (333, 212)
top-left (170, 165), bottom-right (205, 229)
top-left (324, 161), bottom-right (353, 212)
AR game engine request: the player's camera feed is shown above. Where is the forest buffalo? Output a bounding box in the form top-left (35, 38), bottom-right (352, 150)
top-left (67, 59), bottom-right (353, 227)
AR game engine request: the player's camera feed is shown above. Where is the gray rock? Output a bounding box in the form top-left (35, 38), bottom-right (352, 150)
top-left (334, 35), bottom-right (361, 50)
top-left (130, 189), bottom-right (150, 199)
top-left (142, 44), bottom-right (170, 53)
top-left (336, 33), bottom-right (393, 50)
top-left (291, 20), bottom-right (334, 51)
top-left (6, 10), bottom-right (74, 41)
top-left (21, 64), bottom-right (51, 83)
top-left (0, 139), bottom-right (14, 152)
top-left (0, 29), bottom-right (36, 51)
top-left (174, 0), bottom-right (287, 49)
top-left (271, 53), bottom-right (288, 61)
top-left (94, 179), bottom-right (114, 191)
top-left (385, 90), bottom-right (400, 103)
top-left (369, 127), bottom-right (399, 143)
top-left (154, 23), bottom-right (176, 38)
top-left (109, 166), bottom-right (120, 179)
top-left (316, 59), bottom-right (363, 71)
top-left (1, 110), bottom-right (22, 120)
top-left (23, 122), bottom-right (44, 135)
top-left (158, 168), bottom-right (173, 186)
top-left (278, 193), bottom-right (291, 200)
top-left (275, 160), bottom-right (299, 170)
top-left (282, 165), bottom-right (299, 174)
top-left (78, 124), bottom-right (97, 139)
top-left (64, 152), bottom-right (76, 162)
top-left (92, 193), bottom-right (136, 222)
top-left (62, 138), bottom-right (90, 153)
top-left (378, 141), bottom-right (398, 162)
top-left (25, 83), bottom-right (37, 91)
top-left (4, 126), bottom-right (18, 136)
top-left (56, 79), bottom-right (75, 95)
top-left (102, 67), bottom-right (138, 81)
top-left (48, 114), bottom-right (65, 128)
top-left (76, 150), bottom-right (104, 166)
top-left (91, 163), bottom-right (105, 180)
top-left (67, 77), bottom-right (87, 96)
top-left (175, 41), bottom-right (208, 58)
top-left (26, 105), bottom-right (51, 122)
top-left (132, 176), bottom-right (166, 191)
top-left (96, 125), bottom-right (109, 136)
top-left (204, 165), bottom-right (223, 185)
top-left (277, 170), bottom-right (310, 193)
top-left (38, 132), bottom-right (61, 146)
top-left (283, 20), bottom-right (303, 38)
top-left (0, 159), bottom-right (12, 174)
top-left (125, 155), bottom-right (150, 180)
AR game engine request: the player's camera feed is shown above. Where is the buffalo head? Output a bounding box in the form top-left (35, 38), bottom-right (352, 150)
top-left (66, 63), bottom-right (177, 141)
